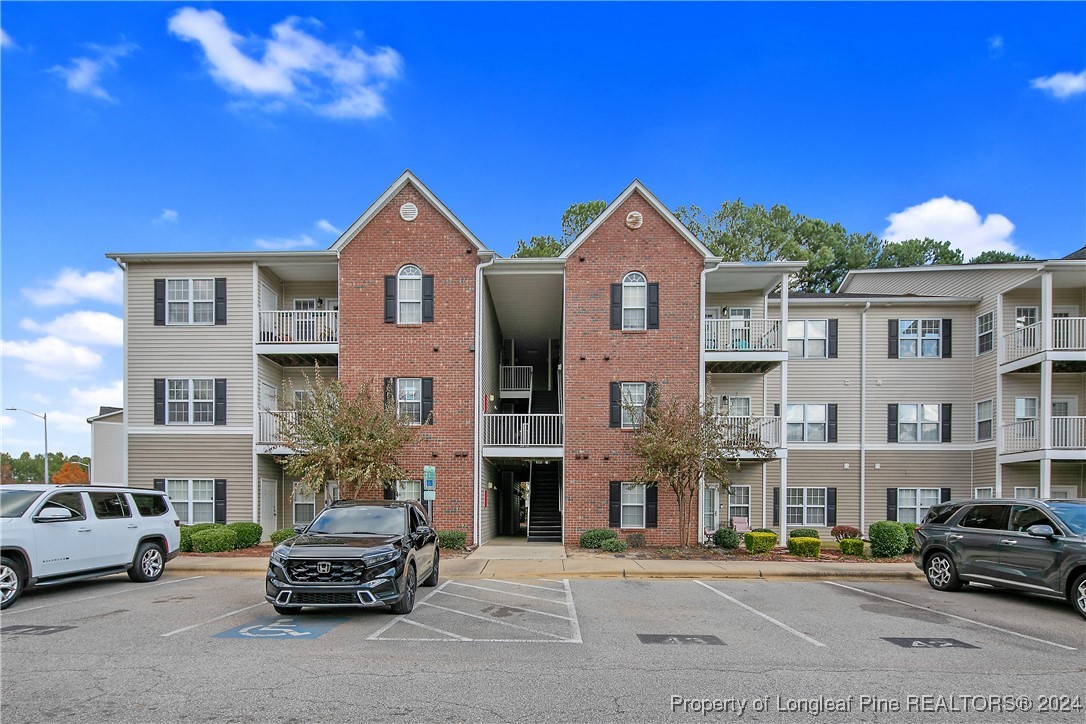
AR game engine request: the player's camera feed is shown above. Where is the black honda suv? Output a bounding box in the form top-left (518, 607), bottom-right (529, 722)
top-left (265, 500), bottom-right (439, 615)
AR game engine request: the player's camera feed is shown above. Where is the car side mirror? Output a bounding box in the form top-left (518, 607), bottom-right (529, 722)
top-left (34, 507), bottom-right (74, 522)
top-left (293, 525), bottom-right (306, 534)
top-left (415, 525), bottom-right (432, 536)
top-left (1026, 524), bottom-right (1056, 539)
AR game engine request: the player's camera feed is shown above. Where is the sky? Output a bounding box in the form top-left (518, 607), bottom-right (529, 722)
top-left (1, 2), bottom-right (1084, 459)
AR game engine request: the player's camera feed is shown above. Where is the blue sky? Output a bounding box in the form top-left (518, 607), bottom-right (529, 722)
top-left (2, 2), bottom-right (1084, 458)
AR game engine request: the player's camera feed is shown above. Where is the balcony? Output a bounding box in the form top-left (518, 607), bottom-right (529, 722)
top-left (1001, 317), bottom-right (1086, 368)
top-left (1001, 417), bottom-right (1086, 458)
top-left (704, 318), bottom-right (786, 372)
top-left (499, 365), bottom-right (533, 399)
top-left (256, 310), bottom-right (339, 363)
top-left (718, 415), bottom-right (781, 453)
top-left (257, 410), bottom-right (297, 451)
top-left (482, 413), bottom-right (563, 458)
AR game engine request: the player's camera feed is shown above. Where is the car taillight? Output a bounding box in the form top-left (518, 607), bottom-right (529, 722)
top-left (174, 520), bottom-right (181, 527)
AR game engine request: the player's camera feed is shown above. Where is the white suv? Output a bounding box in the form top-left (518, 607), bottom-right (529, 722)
top-left (0, 485), bottom-right (182, 609)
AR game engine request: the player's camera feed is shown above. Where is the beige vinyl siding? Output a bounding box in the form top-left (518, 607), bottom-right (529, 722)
top-left (126, 261), bottom-right (255, 428)
top-left (257, 268), bottom-right (283, 309)
top-left (479, 458), bottom-right (501, 544)
top-left (1003, 286), bottom-right (1084, 325)
top-left (281, 281), bottom-right (339, 307)
top-left (283, 365), bottom-right (338, 396)
top-left (90, 416), bottom-right (124, 484)
top-left (1002, 373), bottom-right (1085, 421)
top-left (705, 292), bottom-right (767, 319)
top-left (843, 267), bottom-right (1040, 300)
top-left (709, 463), bottom-right (768, 528)
top-left (709, 373), bottom-right (768, 416)
top-left (998, 462), bottom-right (1086, 494)
top-left (479, 278), bottom-right (501, 405)
top-left (1053, 463), bottom-right (1086, 493)
top-left (782, 450), bottom-right (862, 532)
top-left (128, 434), bottom-right (254, 522)
top-left (256, 456), bottom-right (286, 532)
top-left (971, 447), bottom-right (996, 492)
top-left (865, 450), bottom-right (972, 521)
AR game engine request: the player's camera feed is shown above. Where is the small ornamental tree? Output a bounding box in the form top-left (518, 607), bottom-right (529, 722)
top-left (276, 369), bottom-right (420, 501)
top-left (626, 380), bottom-right (773, 547)
top-left (51, 461), bottom-right (89, 485)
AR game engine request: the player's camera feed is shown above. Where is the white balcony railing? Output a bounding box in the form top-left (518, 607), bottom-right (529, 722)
top-left (705, 319), bottom-right (781, 353)
top-left (258, 310), bottom-right (339, 344)
top-left (500, 365), bottom-right (533, 393)
top-left (719, 415), bottom-right (781, 449)
top-left (1003, 417), bottom-right (1086, 453)
top-left (1002, 318), bottom-right (1086, 363)
top-left (1054, 317), bottom-right (1086, 352)
top-left (1002, 323), bottom-right (1042, 363)
top-left (1052, 416), bottom-right (1086, 449)
top-left (1003, 419), bottom-right (1040, 453)
top-left (257, 410), bottom-right (297, 445)
top-left (483, 414), bottom-right (563, 447)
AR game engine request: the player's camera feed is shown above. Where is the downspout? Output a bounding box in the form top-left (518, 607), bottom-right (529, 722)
top-left (473, 252), bottom-right (497, 547)
top-left (113, 257), bottom-right (129, 486)
top-left (859, 302), bottom-right (870, 532)
top-left (698, 260), bottom-right (723, 543)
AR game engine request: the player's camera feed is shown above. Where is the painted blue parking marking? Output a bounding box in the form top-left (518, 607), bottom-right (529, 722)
top-left (215, 615), bottom-right (348, 639)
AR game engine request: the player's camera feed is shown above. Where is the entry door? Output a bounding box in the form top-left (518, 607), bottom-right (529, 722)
top-left (325, 298), bottom-right (339, 341)
top-left (294, 299), bottom-right (316, 342)
top-left (1053, 306), bottom-right (1078, 349)
top-left (259, 383), bottom-right (278, 442)
top-left (260, 479), bottom-right (277, 539)
top-left (1052, 397), bottom-right (1078, 448)
top-left (259, 284), bottom-right (279, 342)
top-left (729, 308), bottom-right (752, 349)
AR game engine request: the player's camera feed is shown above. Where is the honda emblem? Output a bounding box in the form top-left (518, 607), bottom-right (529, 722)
top-left (317, 562), bottom-right (331, 574)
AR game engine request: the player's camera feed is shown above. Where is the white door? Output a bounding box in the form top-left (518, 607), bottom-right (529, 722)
top-left (1052, 397), bottom-right (1078, 448)
top-left (729, 307), bottom-right (752, 349)
top-left (1053, 306), bottom-right (1079, 350)
top-left (325, 298), bottom-right (339, 342)
top-left (294, 299), bottom-right (316, 342)
top-left (259, 383), bottom-right (278, 443)
top-left (259, 479), bottom-right (277, 540)
top-left (259, 284), bottom-right (278, 342)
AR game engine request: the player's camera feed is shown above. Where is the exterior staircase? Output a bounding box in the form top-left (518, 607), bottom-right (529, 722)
top-left (527, 460), bottom-right (562, 542)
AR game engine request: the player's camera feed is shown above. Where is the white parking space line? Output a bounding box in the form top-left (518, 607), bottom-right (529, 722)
top-left (4, 576), bottom-right (204, 615)
top-left (824, 581), bottom-right (1078, 651)
top-left (418, 601), bottom-right (570, 640)
top-left (562, 579), bottom-right (582, 643)
top-left (397, 617), bottom-right (471, 641)
top-left (490, 579), bottom-right (566, 593)
top-left (160, 602), bottom-right (266, 638)
top-left (435, 590), bottom-right (575, 621)
top-left (448, 581), bottom-right (568, 604)
top-left (695, 580), bottom-right (826, 647)
top-left (366, 580), bottom-right (451, 641)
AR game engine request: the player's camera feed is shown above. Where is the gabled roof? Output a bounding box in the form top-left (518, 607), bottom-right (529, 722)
top-left (1063, 246), bottom-right (1085, 261)
top-left (329, 170), bottom-right (489, 254)
top-left (559, 180), bottom-right (713, 260)
top-left (87, 407), bottom-right (123, 423)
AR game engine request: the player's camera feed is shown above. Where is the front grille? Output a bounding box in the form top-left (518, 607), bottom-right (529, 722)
top-left (291, 591), bottom-right (362, 605)
top-left (287, 560), bottom-right (365, 584)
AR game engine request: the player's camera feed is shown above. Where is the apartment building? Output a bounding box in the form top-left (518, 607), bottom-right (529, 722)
top-left (107, 171), bottom-right (1086, 545)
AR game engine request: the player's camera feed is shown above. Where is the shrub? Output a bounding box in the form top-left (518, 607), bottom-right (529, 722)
top-left (626, 532), bottom-right (646, 549)
top-left (580, 528), bottom-right (618, 549)
top-left (787, 536), bottom-right (821, 557)
top-left (191, 526), bottom-right (238, 553)
top-left (901, 523), bottom-right (920, 553)
top-left (839, 538), bottom-right (866, 557)
top-left (438, 530), bottom-right (467, 550)
top-left (750, 528), bottom-right (774, 534)
top-left (788, 528), bottom-right (820, 539)
top-left (831, 525), bottom-right (863, 541)
top-left (188, 522), bottom-right (222, 533)
top-left (744, 531), bottom-right (778, 554)
top-left (179, 525), bottom-right (194, 552)
top-left (226, 522), bottom-right (263, 549)
top-left (713, 528), bottom-right (742, 549)
top-left (270, 528), bottom-right (297, 545)
top-left (869, 521), bottom-right (909, 558)
top-left (600, 538), bottom-right (627, 553)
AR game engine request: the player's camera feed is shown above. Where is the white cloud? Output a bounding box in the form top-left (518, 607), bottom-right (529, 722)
top-left (884, 196), bottom-right (1018, 259)
top-left (1, 28), bottom-right (16, 50)
top-left (254, 234), bottom-right (317, 250)
top-left (48, 41), bottom-right (137, 101)
top-left (160, 208), bottom-right (179, 223)
top-left (0, 415), bottom-right (14, 429)
top-left (68, 381), bottom-right (123, 411)
top-left (31, 393), bottom-right (51, 405)
top-left (0, 336), bottom-right (103, 380)
top-left (987, 35), bottom-right (1003, 58)
top-left (20, 311), bottom-right (123, 346)
top-left (22, 267), bottom-right (123, 306)
top-left (46, 411), bottom-right (97, 433)
top-left (168, 7), bottom-right (403, 119)
top-left (1030, 70), bottom-right (1086, 99)
top-left (316, 219), bottom-right (338, 234)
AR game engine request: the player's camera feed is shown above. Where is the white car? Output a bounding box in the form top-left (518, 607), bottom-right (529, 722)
top-left (0, 484), bottom-right (182, 609)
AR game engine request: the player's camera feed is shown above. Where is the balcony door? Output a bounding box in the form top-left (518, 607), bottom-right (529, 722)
top-left (259, 284), bottom-right (278, 341)
top-left (1054, 306), bottom-right (1079, 350)
top-left (1052, 397), bottom-right (1078, 448)
top-left (293, 298), bottom-right (316, 342)
top-left (729, 308), bottom-right (752, 349)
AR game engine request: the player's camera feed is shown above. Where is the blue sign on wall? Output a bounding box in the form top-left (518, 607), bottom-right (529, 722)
top-left (215, 615), bottom-right (347, 639)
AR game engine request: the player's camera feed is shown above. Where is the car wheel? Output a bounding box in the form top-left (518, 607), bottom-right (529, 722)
top-left (925, 552), bottom-right (963, 592)
top-left (421, 551), bottom-right (439, 587)
top-left (128, 542), bottom-right (166, 582)
top-left (273, 605), bottom-right (301, 615)
top-left (0, 556), bottom-right (25, 610)
top-left (1071, 572), bottom-right (1086, 621)
top-left (390, 564), bottom-right (417, 615)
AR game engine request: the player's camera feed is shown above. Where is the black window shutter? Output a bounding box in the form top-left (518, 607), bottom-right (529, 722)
top-left (608, 482), bottom-right (621, 527)
top-left (422, 275), bottom-right (434, 323)
top-left (384, 377), bottom-right (395, 408)
top-left (941, 319), bottom-right (952, 358)
top-left (154, 379), bottom-right (166, 425)
top-left (940, 488), bottom-right (952, 503)
top-left (827, 319), bottom-right (838, 358)
top-left (887, 404), bottom-right (898, 443)
top-left (772, 487), bottom-right (779, 526)
top-left (609, 382), bottom-right (621, 428)
top-left (647, 382), bottom-right (658, 409)
top-left (610, 284), bottom-right (622, 330)
top-left (886, 489), bottom-right (898, 521)
top-left (826, 488), bottom-right (837, 527)
top-left (888, 319), bottom-right (899, 358)
top-left (153, 479), bottom-right (166, 492)
top-left (773, 403), bottom-right (780, 417)
top-left (154, 279), bottom-right (166, 326)
top-left (941, 403), bottom-right (952, 443)
top-left (384, 276), bottom-right (396, 323)
top-left (827, 404), bottom-right (838, 443)
top-left (214, 278), bottom-right (227, 325)
top-left (214, 479), bottom-right (227, 524)
top-left (647, 283), bottom-right (659, 329)
top-left (384, 484), bottom-right (397, 501)
top-left (214, 379), bottom-right (227, 426)
top-left (422, 378), bottom-right (434, 425)
top-left (645, 486), bottom-right (658, 528)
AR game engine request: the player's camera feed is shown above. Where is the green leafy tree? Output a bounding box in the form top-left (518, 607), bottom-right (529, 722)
top-left (510, 200), bottom-right (607, 258)
top-left (510, 234), bottom-right (564, 258)
top-left (874, 238), bottom-right (963, 268)
top-left (969, 250), bottom-right (1035, 264)
top-left (0, 452), bottom-right (88, 484)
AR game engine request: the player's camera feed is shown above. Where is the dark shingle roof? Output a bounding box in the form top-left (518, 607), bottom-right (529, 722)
top-left (1062, 246), bottom-right (1086, 261)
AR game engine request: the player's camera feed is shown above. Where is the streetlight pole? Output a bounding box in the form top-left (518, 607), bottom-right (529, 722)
top-left (6, 408), bottom-right (49, 483)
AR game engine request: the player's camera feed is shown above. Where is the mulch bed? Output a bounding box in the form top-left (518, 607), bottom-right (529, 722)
top-left (570, 546), bottom-right (913, 564)
top-left (181, 544), bottom-right (470, 559)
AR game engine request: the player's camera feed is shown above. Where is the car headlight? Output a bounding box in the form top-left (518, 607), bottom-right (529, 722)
top-left (362, 547), bottom-right (400, 567)
top-left (270, 546), bottom-right (290, 565)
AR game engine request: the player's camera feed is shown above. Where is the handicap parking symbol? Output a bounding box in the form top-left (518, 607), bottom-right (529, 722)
top-left (215, 615), bottom-right (347, 639)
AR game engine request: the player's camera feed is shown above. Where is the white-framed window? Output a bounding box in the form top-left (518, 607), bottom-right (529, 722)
top-left (622, 272), bottom-right (647, 330)
top-left (897, 488), bottom-right (941, 524)
top-left (1014, 486), bottom-right (1039, 499)
top-left (976, 400), bottom-right (993, 441)
top-left (899, 319), bottom-right (942, 358)
top-left (974, 487), bottom-right (995, 499)
top-left (397, 265), bottom-right (423, 324)
top-left (166, 479), bottom-right (215, 524)
top-left (976, 312), bottom-right (994, 355)
top-left (620, 483), bottom-right (646, 528)
top-left (167, 278), bottom-right (215, 325)
top-left (396, 480), bottom-right (422, 501)
top-left (728, 485), bottom-right (751, 522)
top-left (1015, 397), bottom-right (1039, 438)
top-left (786, 404), bottom-right (827, 442)
top-left (786, 487), bottom-right (826, 526)
top-left (717, 395), bottom-right (751, 418)
top-left (621, 382), bottom-right (647, 429)
top-left (397, 378), bottom-right (423, 424)
top-left (898, 403), bottom-right (941, 442)
top-left (167, 378), bottom-right (214, 425)
top-left (703, 485), bottom-right (719, 532)
top-left (293, 483), bottom-right (315, 525)
top-left (787, 320), bottom-right (828, 359)
top-left (1015, 307), bottom-right (1038, 328)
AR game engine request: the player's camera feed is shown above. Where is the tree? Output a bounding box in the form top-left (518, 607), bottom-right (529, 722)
top-left (1, 452), bottom-right (88, 483)
top-left (51, 461), bottom-right (89, 485)
top-left (511, 235), bottom-right (564, 258)
top-left (874, 238), bottom-right (963, 268)
top-left (510, 200), bottom-right (607, 258)
top-left (969, 250), bottom-right (1035, 264)
top-left (276, 370), bottom-right (420, 500)
top-left (625, 382), bottom-right (773, 547)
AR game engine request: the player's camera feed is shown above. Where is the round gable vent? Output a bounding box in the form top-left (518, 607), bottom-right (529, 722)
top-left (400, 202), bottom-right (419, 222)
top-left (626, 211), bottom-right (643, 229)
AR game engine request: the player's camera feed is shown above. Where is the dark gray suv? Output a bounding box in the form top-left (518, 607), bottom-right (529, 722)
top-left (914, 498), bottom-right (1086, 619)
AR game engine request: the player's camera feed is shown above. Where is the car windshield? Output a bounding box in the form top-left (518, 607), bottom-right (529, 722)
top-left (1047, 502), bottom-right (1086, 536)
top-left (0, 490), bottom-right (44, 518)
top-left (305, 506), bottom-right (406, 536)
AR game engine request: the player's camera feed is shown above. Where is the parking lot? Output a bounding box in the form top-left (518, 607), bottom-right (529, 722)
top-left (2, 573), bottom-right (1084, 723)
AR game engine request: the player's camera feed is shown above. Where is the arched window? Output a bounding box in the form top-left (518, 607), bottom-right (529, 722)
top-left (398, 265), bottom-right (423, 324)
top-left (622, 272), bottom-right (647, 330)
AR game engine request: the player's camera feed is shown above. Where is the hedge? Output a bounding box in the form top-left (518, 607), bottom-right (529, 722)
top-left (226, 522), bottom-right (263, 549)
top-left (839, 538), bottom-right (866, 557)
top-left (787, 536), bottom-right (821, 557)
top-left (831, 525), bottom-right (863, 541)
top-left (270, 528), bottom-right (297, 545)
top-left (744, 531), bottom-right (778, 554)
top-left (750, 528), bottom-right (775, 534)
top-left (902, 523), bottom-right (920, 553)
top-left (788, 528), bottom-right (820, 539)
top-left (438, 530), bottom-right (467, 550)
top-left (713, 527), bottom-right (742, 549)
top-left (580, 528), bottom-right (618, 549)
top-left (179, 526), bottom-right (194, 552)
top-left (600, 538), bottom-right (627, 553)
top-left (869, 521), bottom-right (909, 558)
top-left (188, 522), bottom-right (222, 534)
top-left (191, 526), bottom-right (238, 553)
